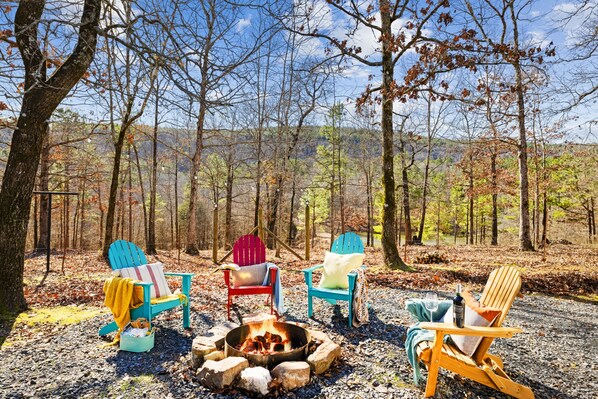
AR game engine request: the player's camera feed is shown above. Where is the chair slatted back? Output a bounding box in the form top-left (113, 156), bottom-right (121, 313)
top-left (331, 232), bottom-right (364, 255)
top-left (472, 266), bottom-right (522, 364)
top-left (108, 240), bottom-right (148, 270)
top-left (233, 235), bottom-right (266, 267)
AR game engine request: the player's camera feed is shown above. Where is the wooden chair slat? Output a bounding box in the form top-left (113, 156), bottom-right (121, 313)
top-left (233, 235), bottom-right (266, 267)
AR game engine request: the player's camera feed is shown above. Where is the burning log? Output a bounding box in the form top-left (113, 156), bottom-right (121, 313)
top-left (237, 330), bottom-right (291, 354)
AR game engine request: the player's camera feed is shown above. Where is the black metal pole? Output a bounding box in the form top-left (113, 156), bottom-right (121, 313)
top-left (33, 191), bottom-right (77, 273)
top-left (46, 194), bottom-right (52, 273)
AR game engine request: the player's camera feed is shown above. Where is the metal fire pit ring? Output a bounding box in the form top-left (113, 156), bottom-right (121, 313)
top-left (224, 321), bottom-right (311, 368)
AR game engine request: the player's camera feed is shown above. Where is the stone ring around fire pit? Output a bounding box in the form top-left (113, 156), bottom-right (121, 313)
top-left (191, 316), bottom-right (342, 394)
top-left (225, 321), bottom-right (310, 368)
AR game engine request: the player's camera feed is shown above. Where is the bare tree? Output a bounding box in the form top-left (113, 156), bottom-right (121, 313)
top-left (276, 0), bottom-right (462, 269)
top-left (99, 0), bottom-right (158, 257)
top-left (462, 0), bottom-right (554, 250)
top-left (0, 0), bottom-right (101, 312)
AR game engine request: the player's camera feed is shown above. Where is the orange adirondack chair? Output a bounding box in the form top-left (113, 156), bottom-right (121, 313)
top-left (416, 266), bottom-right (534, 399)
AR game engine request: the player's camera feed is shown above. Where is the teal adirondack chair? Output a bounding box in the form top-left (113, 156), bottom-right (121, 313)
top-left (302, 232), bottom-right (365, 327)
top-left (98, 240), bottom-right (193, 336)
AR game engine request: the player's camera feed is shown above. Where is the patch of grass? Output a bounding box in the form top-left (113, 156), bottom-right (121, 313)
top-left (572, 294), bottom-right (598, 303)
top-left (119, 375), bottom-right (155, 392)
top-left (15, 305), bottom-right (106, 327)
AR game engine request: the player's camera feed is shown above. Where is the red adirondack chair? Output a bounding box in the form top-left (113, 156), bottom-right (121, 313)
top-left (223, 235), bottom-right (278, 320)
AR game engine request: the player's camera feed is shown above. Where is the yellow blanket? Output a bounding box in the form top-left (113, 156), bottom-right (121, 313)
top-left (151, 293), bottom-right (188, 306)
top-left (103, 277), bottom-right (144, 342)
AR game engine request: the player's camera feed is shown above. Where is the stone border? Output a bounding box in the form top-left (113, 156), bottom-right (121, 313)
top-left (191, 319), bottom-right (341, 394)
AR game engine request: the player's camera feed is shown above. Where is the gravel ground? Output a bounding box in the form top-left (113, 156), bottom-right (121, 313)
top-left (1, 283), bottom-right (596, 399)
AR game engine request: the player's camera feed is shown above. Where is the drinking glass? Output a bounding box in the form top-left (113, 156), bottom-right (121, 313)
top-left (424, 292), bottom-right (439, 322)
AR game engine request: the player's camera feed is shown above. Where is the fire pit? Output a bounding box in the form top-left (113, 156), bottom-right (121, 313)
top-left (224, 320), bottom-right (310, 368)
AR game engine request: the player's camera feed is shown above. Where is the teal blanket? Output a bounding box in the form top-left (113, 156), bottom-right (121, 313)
top-left (404, 299), bottom-right (452, 385)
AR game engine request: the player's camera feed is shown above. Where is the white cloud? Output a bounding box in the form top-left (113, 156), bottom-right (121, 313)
top-left (527, 30), bottom-right (551, 48)
top-left (236, 17), bottom-right (251, 32)
top-left (553, 2), bottom-right (577, 14)
top-left (341, 64), bottom-right (372, 79)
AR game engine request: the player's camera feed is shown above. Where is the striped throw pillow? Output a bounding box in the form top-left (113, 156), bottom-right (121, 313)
top-left (119, 262), bottom-right (172, 299)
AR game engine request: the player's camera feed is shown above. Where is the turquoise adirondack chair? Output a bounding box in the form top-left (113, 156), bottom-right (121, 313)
top-left (98, 240), bottom-right (193, 335)
top-left (302, 232), bottom-right (365, 327)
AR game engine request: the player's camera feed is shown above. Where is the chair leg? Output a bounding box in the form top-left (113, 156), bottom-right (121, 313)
top-left (307, 293), bottom-right (313, 318)
top-left (348, 300), bottom-right (353, 327)
top-left (98, 321), bottom-right (118, 336)
top-left (182, 301), bottom-right (190, 329)
top-left (227, 294), bottom-right (232, 321)
top-left (425, 331), bottom-right (445, 397)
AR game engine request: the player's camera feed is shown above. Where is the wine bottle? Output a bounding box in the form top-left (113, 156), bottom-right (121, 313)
top-left (453, 283), bottom-right (465, 328)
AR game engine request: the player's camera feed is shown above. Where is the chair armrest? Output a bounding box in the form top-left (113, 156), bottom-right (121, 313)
top-left (303, 264), bottom-right (324, 273)
top-left (164, 272), bottom-right (193, 295)
top-left (133, 281), bottom-right (153, 304)
top-left (302, 264), bottom-right (324, 288)
top-left (268, 265), bottom-right (278, 287)
top-left (164, 272), bottom-right (194, 277)
top-left (133, 281), bottom-right (153, 287)
top-left (348, 271), bottom-right (357, 293)
top-left (419, 322), bottom-right (522, 338)
top-left (222, 269), bottom-right (233, 288)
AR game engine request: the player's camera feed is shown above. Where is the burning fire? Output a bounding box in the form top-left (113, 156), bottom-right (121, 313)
top-left (236, 319), bottom-right (292, 354)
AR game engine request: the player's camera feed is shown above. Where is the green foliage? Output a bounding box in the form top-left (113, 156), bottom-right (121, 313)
top-left (300, 186), bottom-right (330, 226)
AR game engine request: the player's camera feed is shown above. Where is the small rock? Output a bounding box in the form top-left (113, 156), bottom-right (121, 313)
top-left (286, 321), bottom-right (309, 328)
top-left (237, 366), bottom-right (272, 395)
top-left (204, 350), bottom-right (225, 362)
top-left (307, 329), bottom-right (331, 343)
top-left (271, 361), bottom-right (310, 391)
top-left (193, 334), bottom-right (222, 351)
top-left (191, 342), bottom-right (216, 369)
top-left (207, 321), bottom-right (239, 349)
top-left (196, 357), bottom-right (249, 389)
top-left (307, 340), bottom-right (341, 374)
top-left (191, 322), bottom-right (239, 368)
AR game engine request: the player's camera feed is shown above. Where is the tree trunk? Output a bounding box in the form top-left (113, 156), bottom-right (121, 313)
top-left (147, 88), bottom-right (160, 254)
top-left (185, 101), bottom-right (206, 254)
top-left (509, 2), bottom-right (534, 251)
top-left (225, 161), bottom-right (234, 248)
top-left (267, 176), bottom-right (283, 249)
top-left (127, 145), bottom-right (132, 242)
top-left (468, 173), bottom-right (474, 245)
top-left (591, 197), bottom-right (596, 241)
top-left (490, 150), bottom-right (498, 246)
top-left (0, 0), bottom-right (100, 312)
top-left (287, 178), bottom-right (296, 245)
top-left (36, 133), bottom-right (50, 251)
top-left (132, 142), bottom-right (148, 248)
top-left (79, 177), bottom-right (87, 249)
top-left (107, 132), bottom-right (129, 251)
top-left (380, 0), bottom-right (407, 269)
top-left (418, 97), bottom-right (433, 241)
top-left (339, 140), bottom-right (346, 235)
top-left (468, 187), bottom-right (475, 245)
top-left (174, 129), bottom-right (180, 255)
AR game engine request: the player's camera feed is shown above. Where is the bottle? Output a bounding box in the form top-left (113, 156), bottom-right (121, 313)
top-left (453, 284), bottom-right (465, 328)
